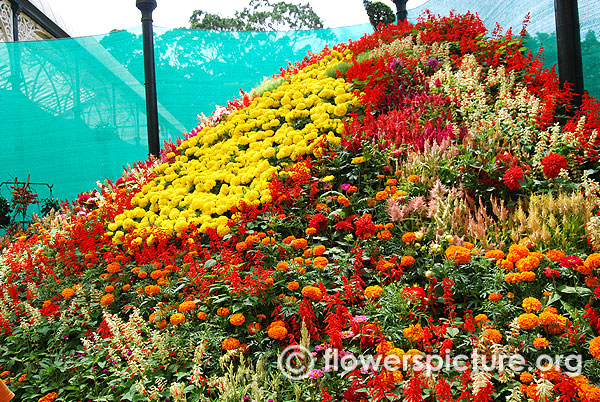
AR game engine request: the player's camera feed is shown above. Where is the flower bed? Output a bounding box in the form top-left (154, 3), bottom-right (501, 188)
top-left (1, 11), bottom-right (600, 402)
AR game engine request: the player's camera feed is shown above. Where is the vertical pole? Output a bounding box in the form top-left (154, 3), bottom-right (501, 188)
top-left (554, 0), bottom-right (584, 108)
top-left (393, 0), bottom-right (408, 23)
top-left (136, 0), bottom-right (160, 157)
top-left (11, 0), bottom-right (20, 41)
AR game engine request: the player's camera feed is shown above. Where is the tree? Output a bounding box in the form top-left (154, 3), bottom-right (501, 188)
top-left (363, 0), bottom-right (395, 31)
top-left (189, 0), bottom-right (324, 31)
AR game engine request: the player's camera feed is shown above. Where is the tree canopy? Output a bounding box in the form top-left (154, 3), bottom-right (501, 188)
top-left (189, 0), bottom-right (324, 31)
top-left (363, 0), bottom-right (396, 30)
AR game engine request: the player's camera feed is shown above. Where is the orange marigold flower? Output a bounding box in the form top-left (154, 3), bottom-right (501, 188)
top-left (301, 286), bottom-right (322, 301)
top-left (403, 324), bottom-right (425, 342)
top-left (106, 262), bottom-right (121, 274)
top-left (364, 285), bottom-right (383, 299)
top-left (222, 338), bottom-right (240, 350)
top-left (498, 259), bottom-right (514, 270)
top-left (262, 237), bottom-right (276, 246)
top-left (400, 256), bottom-right (415, 267)
top-left (483, 328), bottom-right (502, 343)
top-left (533, 337), bottom-right (549, 348)
top-left (377, 230), bottom-right (393, 240)
top-left (386, 178), bottom-right (397, 186)
top-left (247, 322), bottom-right (260, 334)
top-left (407, 175), bottom-right (420, 183)
top-left (586, 276), bottom-right (599, 288)
top-left (539, 311), bottom-right (567, 334)
top-left (313, 256), bottom-right (329, 269)
top-left (313, 245), bottom-right (326, 255)
top-left (150, 270), bottom-right (164, 280)
top-left (61, 288), bottom-right (75, 300)
top-left (347, 186), bottom-right (358, 194)
top-left (485, 250), bottom-right (505, 261)
top-left (122, 284), bottom-right (131, 291)
top-left (590, 337), bottom-right (600, 360)
top-left (283, 235), bottom-right (296, 245)
top-left (305, 227), bottom-right (317, 235)
top-left (506, 253), bottom-right (522, 263)
top-left (376, 340), bottom-right (394, 354)
top-left (517, 313), bottom-right (539, 330)
top-left (585, 253), bottom-right (600, 270)
top-left (520, 372), bottom-right (534, 383)
top-left (522, 297), bottom-right (542, 313)
top-left (217, 307), bottom-right (230, 316)
top-left (131, 266), bottom-right (141, 275)
top-left (265, 277), bottom-right (274, 285)
top-left (516, 255), bottom-right (540, 272)
top-left (138, 271), bottom-right (148, 279)
top-left (291, 238), bottom-right (308, 250)
top-left (375, 191), bottom-right (389, 201)
top-left (303, 249), bottom-right (313, 258)
top-left (235, 242), bottom-right (248, 252)
top-left (197, 311), bottom-right (208, 320)
top-left (474, 314), bottom-right (489, 324)
top-left (100, 294), bottom-right (114, 306)
top-left (488, 292), bottom-right (502, 302)
top-left (267, 325), bottom-right (288, 340)
top-left (230, 313), bottom-right (245, 326)
top-left (546, 249), bottom-right (566, 262)
top-left (445, 245), bottom-right (471, 265)
top-left (288, 281), bottom-right (300, 290)
top-left (276, 261), bottom-right (289, 271)
top-left (144, 285), bottom-right (161, 296)
top-left (402, 232), bottom-right (416, 243)
top-left (509, 244), bottom-right (530, 259)
top-left (104, 285), bottom-right (114, 293)
top-left (337, 196), bottom-right (350, 207)
top-left (463, 242), bottom-right (475, 250)
top-left (170, 313), bottom-right (185, 325)
top-left (315, 203), bottom-right (328, 211)
top-left (178, 300), bottom-right (196, 313)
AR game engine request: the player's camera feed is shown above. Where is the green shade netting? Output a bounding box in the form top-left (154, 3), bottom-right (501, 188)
top-left (1, 0), bottom-right (599, 202)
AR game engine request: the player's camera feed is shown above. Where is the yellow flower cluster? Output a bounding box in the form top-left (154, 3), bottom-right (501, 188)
top-left (108, 49), bottom-right (358, 239)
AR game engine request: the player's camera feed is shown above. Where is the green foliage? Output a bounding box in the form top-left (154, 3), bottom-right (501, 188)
top-left (249, 77), bottom-right (286, 97)
top-left (189, 0), bottom-right (324, 31)
top-left (363, 0), bottom-right (396, 31)
top-left (325, 62), bottom-right (352, 79)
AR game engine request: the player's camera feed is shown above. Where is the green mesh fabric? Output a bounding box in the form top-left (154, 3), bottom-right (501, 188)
top-left (1, 1), bottom-right (599, 202)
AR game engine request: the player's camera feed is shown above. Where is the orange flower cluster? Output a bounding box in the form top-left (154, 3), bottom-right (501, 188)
top-left (106, 262), bottom-right (121, 274)
top-left (407, 175), bottom-right (420, 183)
top-left (533, 337), bottom-right (549, 348)
top-left (222, 338), bottom-right (240, 350)
top-left (515, 255), bottom-right (540, 272)
top-left (38, 392), bottom-right (59, 402)
top-left (313, 256), bottom-right (329, 269)
top-left (400, 256), bottom-right (415, 267)
top-left (585, 253), bottom-right (600, 270)
top-left (217, 307), bottom-right (230, 316)
top-left (445, 245), bottom-right (471, 265)
top-left (590, 337), bottom-right (600, 360)
top-left (197, 311), bottom-right (208, 320)
top-left (483, 328), bottom-right (502, 343)
top-left (288, 281), bottom-right (299, 290)
top-left (144, 285), bottom-right (161, 296)
top-left (402, 232), bottom-right (416, 243)
top-left (364, 285), bottom-right (383, 299)
top-left (517, 313), bottom-right (539, 329)
top-left (100, 294), bottom-right (114, 306)
top-left (522, 297), bottom-right (542, 313)
top-left (484, 250), bottom-right (505, 261)
top-left (539, 308), bottom-right (568, 334)
top-left (403, 323), bottom-right (425, 342)
top-left (301, 286), bottom-right (322, 301)
top-left (546, 249), bottom-right (566, 262)
top-left (170, 313), bottom-right (185, 325)
top-left (267, 321), bottom-right (288, 340)
top-left (178, 300), bottom-right (196, 313)
top-left (376, 258), bottom-right (395, 272)
top-left (337, 196), bottom-right (350, 207)
top-left (313, 245), bottom-right (326, 255)
top-left (504, 271), bottom-right (536, 283)
top-left (230, 313), bottom-right (245, 326)
top-left (375, 191), bottom-right (388, 201)
top-left (292, 238), bottom-right (308, 250)
top-left (61, 288), bottom-right (75, 300)
top-left (488, 292), bottom-right (502, 302)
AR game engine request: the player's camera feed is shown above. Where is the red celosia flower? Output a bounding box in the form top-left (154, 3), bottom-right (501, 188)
top-left (503, 166), bottom-right (524, 190)
top-left (541, 152), bottom-right (567, 178)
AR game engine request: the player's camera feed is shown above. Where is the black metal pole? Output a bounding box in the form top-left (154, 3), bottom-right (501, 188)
top-left (11, 0), bottom-right (20, 41)
top-left (136, 0), bottom-right (160, 157)
top-left (393, 0), bottom-right (408, 22)
top-left (554, 0), bottom-right (584, 108)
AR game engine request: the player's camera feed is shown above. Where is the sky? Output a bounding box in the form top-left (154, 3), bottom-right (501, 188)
top-left (40, 0), bottom-right (429, 37)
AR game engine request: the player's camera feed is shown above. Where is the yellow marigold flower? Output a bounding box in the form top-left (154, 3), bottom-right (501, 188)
top-left (61, 288), bottom-right (75, 300)
top-left (170, 313), bottom-right (185, 325)
top-left (313, 245), bottom-right (326, 256)
top-left (100, 294), bottom-right (114, 306)
top-left (445, 245), bottom-right (471, 265)
top-left (313, 256), bottom-right (329, 269)
top-left (488, 292), bottom-right (502, 302)
top-left (222, 338), bottom-right (240, 350)
top-left (546, 249), bottom-right (566, 262)
top-left (178, 300), bottom-right (196, 313)
top-left (267, 325), bottom-right (288, 340)
top-left (364, 285), bottom-right (383, 299)
top-left (517, 313), bottom-right (539, 330)
top-left (400, 256), bottom-right (415, 267)
top-left (407, 175), bottom-right (420, 183)
top-left (217, 307), bottom-right (230, 316)
top-left (301, 286), bottom-right (322, 301)
top-left (229, 313), bottom-right (245, 326)
top-left (522, 297), bottom-right (542, 313)
top-left (351, 156), bottom-right (365, 164)
top-left (485, 250), bottom-right (505, 261)
top-left (403, 324), bottom-right (425, 342)
top-left (515, 255), bottom-right (540, 272)
top-left (533, 337), bottom-right (549, 348)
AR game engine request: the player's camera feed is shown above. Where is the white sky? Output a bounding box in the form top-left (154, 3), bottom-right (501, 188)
top-left (42, 0), bottom-right (429, 37)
